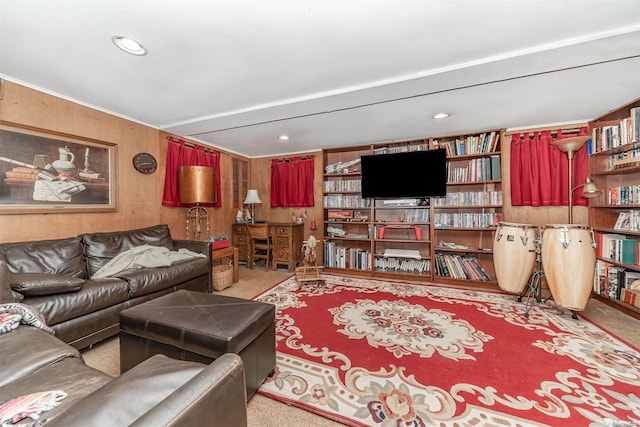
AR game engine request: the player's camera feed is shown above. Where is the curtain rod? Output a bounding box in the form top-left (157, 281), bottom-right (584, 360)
top-left (167, 135), bottom-right (219, 151)
top-left (504, 125), bottom-right (587, 137)
top-left (275, 155), bottom-right (315, 162)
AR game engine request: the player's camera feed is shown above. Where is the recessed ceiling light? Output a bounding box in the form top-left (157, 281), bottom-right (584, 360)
top-left (112, 35), bottom-right (147, 56)
top-left (432, 113), bottom-right (451, 120)
top-left (278, 135), bottom-right (290, 141)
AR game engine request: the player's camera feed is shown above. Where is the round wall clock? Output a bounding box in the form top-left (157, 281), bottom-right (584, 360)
top-left (132, 152), bottom-right (157, 174)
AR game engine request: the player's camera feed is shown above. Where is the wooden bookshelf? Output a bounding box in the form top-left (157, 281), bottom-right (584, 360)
top-left (588, 97), bottom-right (640, 318)
top-left (322, 131), bottom-right (503, 287)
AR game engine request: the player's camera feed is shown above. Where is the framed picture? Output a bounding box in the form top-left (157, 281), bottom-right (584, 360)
top-left (0, 123), bottom-right (117, 213)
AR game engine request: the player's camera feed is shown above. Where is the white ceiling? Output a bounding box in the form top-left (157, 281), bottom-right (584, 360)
top-left (1, 0), bottom-right (639, 158)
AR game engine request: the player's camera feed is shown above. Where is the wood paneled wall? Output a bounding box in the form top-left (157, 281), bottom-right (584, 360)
top-left (0, 81), bottom-right (249, 243)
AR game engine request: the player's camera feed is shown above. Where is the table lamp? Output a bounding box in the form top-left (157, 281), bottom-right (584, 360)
top-left (243, 189), bottom-right (262, 224)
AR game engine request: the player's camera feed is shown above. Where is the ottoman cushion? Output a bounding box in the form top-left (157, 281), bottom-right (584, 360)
top-left (119, 289), bottom-right (275, 399)
top-left (120, 290), bottom-right (274, 357)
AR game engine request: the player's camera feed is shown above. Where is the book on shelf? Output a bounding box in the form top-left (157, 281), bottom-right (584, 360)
top-left (613, 210), bottom-right (640, 232)
top-left (435, 252), bottom-right (491, 281)
top-left (632, 107), bottom-right (640, 143)
top-left (489, 155), bottom-right (501, 180)
top-left (621, 288), bottom-right (640, 308)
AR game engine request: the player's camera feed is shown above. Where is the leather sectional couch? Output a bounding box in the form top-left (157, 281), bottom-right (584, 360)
top-left (0, 224), bottom-right (212, 349)
top-left (0, 226), bottom-right (249, 425)
top-left (0, 321), bottom-right (248, 426)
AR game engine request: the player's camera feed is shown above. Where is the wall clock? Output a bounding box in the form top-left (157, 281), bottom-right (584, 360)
top-left (132, 152), bottom-right (157, 174)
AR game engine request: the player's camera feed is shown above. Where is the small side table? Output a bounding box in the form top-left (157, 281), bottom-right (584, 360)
top-left (212, 246), bottom-right (239, 284)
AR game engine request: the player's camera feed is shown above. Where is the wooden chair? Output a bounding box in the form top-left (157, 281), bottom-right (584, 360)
top-left (247, 223), bottom-right (271, 270)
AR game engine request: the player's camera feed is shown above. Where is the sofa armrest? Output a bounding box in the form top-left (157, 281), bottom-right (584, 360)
top-left (132, 353), bottom-right (247, 427)
top-left (46, 354), bottom-right (247, 427)
top-left (173, 239), bottom-right (211, 259)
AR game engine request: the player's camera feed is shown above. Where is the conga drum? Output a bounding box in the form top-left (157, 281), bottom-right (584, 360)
top-left (493, 222), bottom-right (537, 294)
top-left (541, 224), bottom-right (596, 311)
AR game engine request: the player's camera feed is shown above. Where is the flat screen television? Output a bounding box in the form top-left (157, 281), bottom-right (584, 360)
top-left (360, 148), bottom-right (447, 199)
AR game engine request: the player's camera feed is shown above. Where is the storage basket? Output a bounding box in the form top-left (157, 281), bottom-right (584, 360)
top-left (212, 263), bottom-right (233, 291)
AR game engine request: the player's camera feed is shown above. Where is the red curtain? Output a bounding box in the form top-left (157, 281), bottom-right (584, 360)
top-left (510, 127), bottom-right (589, 207)
top-left (161, 137), bottom-right (221, 207)
top-left (270, 156), bottom-right (314, 207)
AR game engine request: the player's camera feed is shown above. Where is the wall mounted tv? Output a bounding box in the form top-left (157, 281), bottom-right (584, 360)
top-left (360, 148), bottom-right (447, 199)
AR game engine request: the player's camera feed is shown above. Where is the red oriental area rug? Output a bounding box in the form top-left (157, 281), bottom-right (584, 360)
top-left (254, 274), bottom-right (640, 427)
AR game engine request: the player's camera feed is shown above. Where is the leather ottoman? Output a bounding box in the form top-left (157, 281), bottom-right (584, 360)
top-left (119, 289), bottom-right (275, 399)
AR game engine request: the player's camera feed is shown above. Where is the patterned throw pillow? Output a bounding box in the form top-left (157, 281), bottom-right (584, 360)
top-left (0, 303), bottom-right (53, 334)
top-left (0, 312), bottom-right (21, 334)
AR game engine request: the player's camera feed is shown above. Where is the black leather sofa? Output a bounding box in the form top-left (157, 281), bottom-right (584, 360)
top-left (0, 325), bottom-right (248, 426)
top-left (0, 224), bottom-right (212, 349)
top-left (0, 254), bottom-right (247, 426)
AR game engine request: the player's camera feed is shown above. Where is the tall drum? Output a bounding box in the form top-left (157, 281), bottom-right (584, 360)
top-left (493, 222), bottom-right (537, 294)
top-left (541, 224), bottom-right (596, 311)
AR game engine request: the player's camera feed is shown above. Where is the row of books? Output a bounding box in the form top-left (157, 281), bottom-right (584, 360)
top-left (594, 259), bottom-right (640, 305)
top-left (374, 256), bottom-right (430, 274)
top-left (613, 210), bottom-right (640, 232)
top-left (373, 143), bottom-right (430, 155)
top-left (446, 155), bottom-right (501, 183)
top-left (325, 158), bottom-right (362, 175)
top-left (375, 209), bottom-right (430, 223)
top-left (323, 179), bottom-right (361, 192)
top-left (434, 252), bottom-right (491, 281)
top-left (608, 147), bottom-right (640, 170)
top-left (595, 232), bottom-right (640, 265)
top-left (323, 242), bottom-right (371, 270)
top-left (432, 190), bottom-right (502, 207)
top-left (436, 131), bottom-right (499, 156)
top-left (607, 185), bottom-right (640, 206)
top-left (323, 195), bottom-right (371, 208)
top-left (433, 212), bottom-right (501, 229)
top-left (589, 109), bottom-right (639, 154)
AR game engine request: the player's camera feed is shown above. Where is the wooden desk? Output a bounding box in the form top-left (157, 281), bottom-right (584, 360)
top-left (212, 246), bottom-right (239, 283)
top-left (232, 223), bottom-right (303, 272)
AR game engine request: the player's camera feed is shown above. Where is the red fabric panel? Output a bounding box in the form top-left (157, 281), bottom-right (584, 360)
top-left (270, 156), bottom-right (315, 207)
top-left (519, 135), bottom-right (532, 206)
top-left (509, 134), bottom-right (522, 206)
top-left (510, 127), bottom-right (589, 208)
top-left (161, 137), bottom-right (221, 207)
top-left (537, 131), bottom-right (553, 206)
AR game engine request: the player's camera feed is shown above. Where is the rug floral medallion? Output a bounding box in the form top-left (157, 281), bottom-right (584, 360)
top-left (255, 275), bottom-right (640, 427)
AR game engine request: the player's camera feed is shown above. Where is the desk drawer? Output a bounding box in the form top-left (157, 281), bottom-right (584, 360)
top-left (272, 235), bottom-right (291, 247)
top-left (273, 246), bottom-right (290, 261)
top-left (234, 234), bottom-right (249, 245)
top-left (271, 226), bottom-right (292, 236)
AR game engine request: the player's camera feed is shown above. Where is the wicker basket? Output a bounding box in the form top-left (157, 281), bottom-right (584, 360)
top-left (212, 263), bottom-right (233, 291)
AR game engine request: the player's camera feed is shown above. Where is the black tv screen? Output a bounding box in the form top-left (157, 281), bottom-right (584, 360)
top-left (360, 149), bottom-right (447, 198)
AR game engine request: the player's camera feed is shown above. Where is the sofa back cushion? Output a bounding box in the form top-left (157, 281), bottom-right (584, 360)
top-left (0, 237), bottom-right (86, 278)
top-left (82, 224), bottom-right (175, 277)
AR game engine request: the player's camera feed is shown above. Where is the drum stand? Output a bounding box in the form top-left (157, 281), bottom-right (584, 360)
top-left (517, 236), bottom-right (544, 318)
top-left (517, 236), bottom-right (580, 320)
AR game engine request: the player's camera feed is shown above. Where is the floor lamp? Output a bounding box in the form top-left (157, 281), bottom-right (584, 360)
top-left (547, 136), bottom-right (602, 317)
top-left (179, 166), bottom-right (216, 240)
top-left (551, 135), bottom-right (602, 223)
top-left (243, 189), bottom-right (262, 224)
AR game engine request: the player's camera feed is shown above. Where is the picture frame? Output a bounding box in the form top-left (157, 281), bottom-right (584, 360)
top-left (0, 123), bottom-right (117, 213)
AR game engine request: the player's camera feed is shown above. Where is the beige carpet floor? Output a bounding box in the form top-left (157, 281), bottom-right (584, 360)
top-left (82, 266), bottom-right (640, 427)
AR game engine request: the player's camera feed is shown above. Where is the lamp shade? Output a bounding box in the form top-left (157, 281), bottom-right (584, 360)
top-left (552, 135), bottom-right (590, 154)
top-left (179, 166), bottom-right (216, 204)
top-left (581, 177), bottom-right (603, 199)
top-left (243, 189), bottom-right (262, 205)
